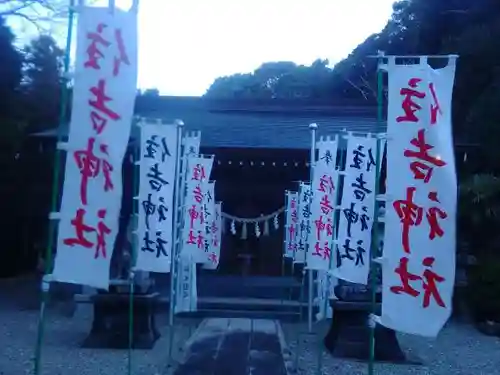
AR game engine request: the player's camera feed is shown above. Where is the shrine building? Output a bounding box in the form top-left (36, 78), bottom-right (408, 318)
top-left (24, 96), bottom-right (475, 280)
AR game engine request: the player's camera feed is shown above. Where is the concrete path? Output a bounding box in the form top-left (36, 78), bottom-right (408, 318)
top-left (173, 318), bottom-right (290, 375)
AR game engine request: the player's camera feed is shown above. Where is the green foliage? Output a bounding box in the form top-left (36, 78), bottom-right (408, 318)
top-left (205, 0), bottom-right (500, 171)
top-left (22, 34), bottom-right (64, 132)
top-left (0, 16), bottom-right (22, 121)
top-left (459, 174), bottom-right (500, 322)
top-left (143, 88), bottom-right (160, 97)
top-left (0, 29), bottom-right (63, 262)
top-left (0, 16), bottom-right (63, 139)
top-left (205, 59), bottom-right (333, 99)
top-left (459, 174), bottom-right (500, 225)
top-left (467, 259), bottom-right (500, 322)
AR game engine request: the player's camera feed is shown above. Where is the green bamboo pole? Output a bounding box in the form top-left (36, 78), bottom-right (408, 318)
top-left (127, 268), bottom-right (135, 375)
top-left (367, 51), bottom-right (385, 375)
top-left (307, 123), bottom-right (318, 333)
top-left (128, 136), bottom-right (140, 375)
top-left (33, 2), bottom-right (76, 374)
top-left (168, 121), bottom-right (185, 365)
top-left (294, 267), bottom-right (306, 371)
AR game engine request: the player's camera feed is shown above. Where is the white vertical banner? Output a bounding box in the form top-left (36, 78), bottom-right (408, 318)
top-left (333, 135), bottom-right (378, 284)
top-left (183, 132), bottom-right (201, 158)
top-left (203, 202), bottom-right (222, 270)
top-left (376, 58), bottom-right (457, 337)
top-left (284, 191), bottom-right (298, 258)
top-left (174, 132), bottom-right (203, 314)
top-left (306, 137), bottom-right (340, 270)
top-left (174, 256), bottom-right (196, 313)
top-left (52, 6), bottom-right (138, 289)
top-left (316, 271), bottom-right (334, 319)
top-left (135, 122), bottom-right (178, 273)
top-left (295, 183), bottom-right (312, 264)
top-left (181, 156), bottom-right (214, 262)
top-left (201, 181), bottom-right (216, 255)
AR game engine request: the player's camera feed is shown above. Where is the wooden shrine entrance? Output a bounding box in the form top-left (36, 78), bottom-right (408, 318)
top-left (205, 147), bottom-right (309, 277)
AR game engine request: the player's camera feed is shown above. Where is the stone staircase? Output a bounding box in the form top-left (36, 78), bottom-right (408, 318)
top-left (153, 274), bottom-right (308, 321)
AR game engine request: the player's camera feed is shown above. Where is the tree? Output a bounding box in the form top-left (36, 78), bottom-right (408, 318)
top-left (205, 0), bottom-right (500, 164)
top-left (143, 88), bottom-right (160, 97)
top-left (0, 1), bottom-right (70, 30)
top-left (458, 173), bottom-right (500, 323)
top-left (22, 34), bottom-right (64, 132)
top-left (0, 15), bottom-right (22, 121)
top-left (0, 0), bottom-right (103, 35)
top-left (0, 14), bottom-right (27, 277)
top-left (204, 59), bottom-right (334, 99)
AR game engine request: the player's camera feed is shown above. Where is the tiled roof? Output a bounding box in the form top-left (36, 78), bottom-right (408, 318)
top-left (32, 96), bottom-right (384, 150)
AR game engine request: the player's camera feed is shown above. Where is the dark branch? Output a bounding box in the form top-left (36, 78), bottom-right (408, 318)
top-left (0, 0), bottom-right (67, 31)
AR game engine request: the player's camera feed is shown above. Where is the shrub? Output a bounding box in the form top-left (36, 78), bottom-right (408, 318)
top-left (458, 174), bottom-right (500, 323)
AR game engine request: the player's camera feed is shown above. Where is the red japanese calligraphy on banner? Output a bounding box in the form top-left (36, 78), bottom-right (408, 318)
top-left (396, 79), bottom-right (442, 125)
top-left (284, 192), bottom-right (298, 258)
top-left (306, 139), bottom-right (339, 270)
top-left (203, 202), bottom-right (222, 270)
top-left (74, 137), bottom-right (114, 205)
top-left (182, 156), bottom-right (214, 263)
top-left (53, 6), bottom-right (138, 290)
top-left (63, 208), bottom-right (111, 259)
top-left (378, 58), bottom-right (457, 337)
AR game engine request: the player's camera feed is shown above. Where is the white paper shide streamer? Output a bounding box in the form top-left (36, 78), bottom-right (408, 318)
top-left (135, 122), bottom-right (178, 273)
top-left (376, 59), bottom-right (457, 337)
top-left (306, 138), bottom-right (339, 270)
top-left (284, 191), bottom-right (298, 258)
top-left (295, 183), bottom-right (312, 264)
top-left (52, 7), bottom-right (138, 289)
top-left (333, 135), bottom-right (377, 284)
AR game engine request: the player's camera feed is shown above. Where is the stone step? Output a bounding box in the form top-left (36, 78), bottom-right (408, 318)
top-left (75, 294), bottom-right (308, 316)
top-left (176, 308), bottom-right (301, 322)
top-left (153, 275), bottom-right (305, 300)
top-left (159, 296), bottom-right (307, 316)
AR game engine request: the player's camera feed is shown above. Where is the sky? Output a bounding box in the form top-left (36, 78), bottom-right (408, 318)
top-left (9, 0), bottom-right (396, 96)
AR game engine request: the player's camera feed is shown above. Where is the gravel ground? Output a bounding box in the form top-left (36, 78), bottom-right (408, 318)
top-left (2, 308), bottom-right (499, 375)
top-left (1, 275), bottom-right (500, 375)
top-left (282, 320), bottom-right (500, 375)
top-left (0, 304), bottom-right (198, 375)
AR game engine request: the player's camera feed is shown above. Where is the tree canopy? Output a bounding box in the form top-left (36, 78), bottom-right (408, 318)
top-left (22, 34), bottom-right (64, 132)
top-left (0, 16), bottom-right (22, 123)
top-left (204, 0), bottom-right (500, 167)
top-left (0, 15), bottom-right (64, 152)
top-left (205, 59), bottom-right (334, 100)
top-left (0, 0), bottom-right (73, 31)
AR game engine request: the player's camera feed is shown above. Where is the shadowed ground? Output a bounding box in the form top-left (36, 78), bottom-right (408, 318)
top-left (173, 318), bottom-right (289, 375)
